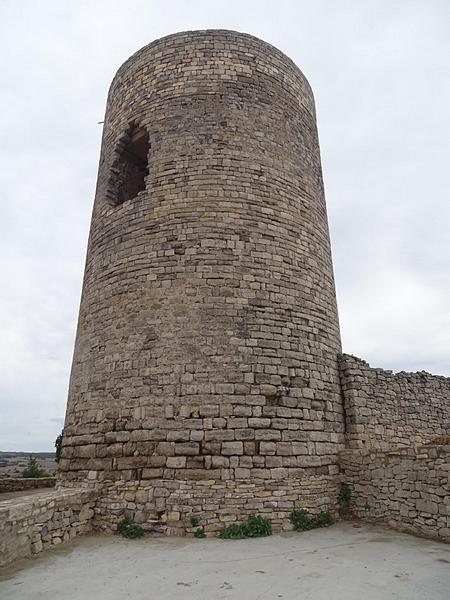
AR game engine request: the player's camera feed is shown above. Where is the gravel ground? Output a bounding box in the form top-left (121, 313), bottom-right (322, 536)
top-left (1, 522), bottom-right (449, 600)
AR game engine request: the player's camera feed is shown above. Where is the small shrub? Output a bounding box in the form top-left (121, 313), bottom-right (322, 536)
top-left (218, 515), bottom-right (272, 539)
top-left (244, 515), bottom-right (272, 538)
top-left (291, 509), bottom-right (334, 531)
top-left (117, 517), bottom-right (144, 539)
top-left (194, 527), bottom-right (206, 538)
top-left (291, 509), bottom-right (314, 531)
top-left (123, 523), bottom-right (145, 538)
top-left (338, 483), bottom-right (351, 504)
top-left (218, 523), bottom-right (247, 539)
top-left (313, 511), bottom-right (334, 528)
top-left (22, 456), bottom-right (49, 478)
top-left (117, 517), bottom-right (132, 534)
top-left (338, 483), bottom-right (351, 516)
top-left (190, 516), bottom-right (200, 528)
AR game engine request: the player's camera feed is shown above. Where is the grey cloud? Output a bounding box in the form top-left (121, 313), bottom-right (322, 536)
top-left (0, 0), bottom-right (448, 451)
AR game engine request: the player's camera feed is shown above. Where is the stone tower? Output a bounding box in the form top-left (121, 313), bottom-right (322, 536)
top-left (60, 30), bottom-right (345, 532)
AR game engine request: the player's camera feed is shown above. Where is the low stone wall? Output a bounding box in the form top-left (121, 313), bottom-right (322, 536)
top-left (94, 475), bottom-right (339, 535)
top-left (0, 477), bottom-right (56, 493)
top-left (339, 354), bottom-right (450, 449)
top-left (339, 445), bottom-right (450, 543)
top-left (0, 488), bottom-right (97, 567)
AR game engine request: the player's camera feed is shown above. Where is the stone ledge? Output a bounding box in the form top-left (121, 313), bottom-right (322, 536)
top-left (0, 487), bottom-right (98, 568)
top-left (0, 477), bottom-right (56, 494)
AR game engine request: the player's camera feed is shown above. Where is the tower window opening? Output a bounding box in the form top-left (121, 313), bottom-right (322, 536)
top-left (108, 124), bottom-right (150, 206)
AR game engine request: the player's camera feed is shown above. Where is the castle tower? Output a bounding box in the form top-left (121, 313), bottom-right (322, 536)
top-left (60, 30), bottom-right (344, 532)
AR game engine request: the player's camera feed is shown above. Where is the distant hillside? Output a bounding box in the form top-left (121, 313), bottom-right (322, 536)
top-left (0, 452), bottom-right (57, 478)
top-left (0, 451), bottom-right (55, 459)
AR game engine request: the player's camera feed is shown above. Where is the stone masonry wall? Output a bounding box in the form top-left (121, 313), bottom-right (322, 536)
top-left (340, 445), bottom-right (450, 543)
top-left (0, 488), bottom-right (97, 567)
top-left (339, 354), bottom-right (450, 449)
top-left (56, 29), bottom-right (448, 542)
top-left (60, 30), bottom-right (344, 522)
top-left (0, 477), bottom-right (55, 494)
top-left (94, 475), bottom-right (339, 535)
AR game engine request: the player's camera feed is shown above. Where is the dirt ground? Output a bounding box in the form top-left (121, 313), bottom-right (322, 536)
top-left (1, 522), bottom-right (449, 599)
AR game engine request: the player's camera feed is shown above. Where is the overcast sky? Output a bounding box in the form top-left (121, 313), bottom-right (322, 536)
top-left (1, 0), bottom-right (449, 452)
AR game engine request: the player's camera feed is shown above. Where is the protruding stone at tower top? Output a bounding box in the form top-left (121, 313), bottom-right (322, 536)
top-left (60, 30), bottom-right (345, 532)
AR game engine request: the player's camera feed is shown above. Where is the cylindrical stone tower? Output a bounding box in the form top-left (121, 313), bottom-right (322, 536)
top-left (60, 30), bottom-right (344, 533)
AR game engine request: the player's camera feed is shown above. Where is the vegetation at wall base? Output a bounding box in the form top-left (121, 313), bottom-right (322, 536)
top-left (218, 515), bottom-right (272, 539)
top-left (194, 527), bottom-right (206, 538)
top-left (313, 511), bottom-right (334, 528)
top-left (218, 523), bottom-right (247, 539)
top-left (117, 517), bottom-right (132, 534)
top-left (291, 510), bottom-right (334, 532)
top-left (338, 483), bottom-right (351, 504)
top-left (54, 431), bottom-right (64, 462)
top-left (117, 517), bottom-right (144, 539)
top-left (338, 483), bottom-right (351, 516)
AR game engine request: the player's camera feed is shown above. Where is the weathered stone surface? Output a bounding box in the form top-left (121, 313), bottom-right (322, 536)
top-left (49, 29), bottom-right (449, 548)
top-left (221, 442), bottom-right (244, 456)
top-left (340, 355), bottom-right (450, 449)
top-left (166, 457), bottom-right (186, 468)
top-left (340, 445), bottom-right (450, 543)
top-left (58, 29), bottom-right (344, 507)
top-left (0, 488), bottom-right (97, 568)
top-left (93, 475), bottom-right (338, 535)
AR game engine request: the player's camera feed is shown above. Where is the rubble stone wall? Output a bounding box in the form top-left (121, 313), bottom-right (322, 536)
top-left (0, 488), bottom-right (97, 567)
top-left (94, 475), bottom-right (339, 535)
top-left (0, 477), bottom-right (55, 494)
top-left (339, 354), bottom-right (450, 449)
top-left (340, 445), bottom-right (450, 543)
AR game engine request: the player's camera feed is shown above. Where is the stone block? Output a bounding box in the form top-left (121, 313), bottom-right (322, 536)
top-left (174, 442), bottom-right (200, 456)
top-left (222, 442), bottom-right (244, 456)
top-left (167, 456), bottom-right (187, 468)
